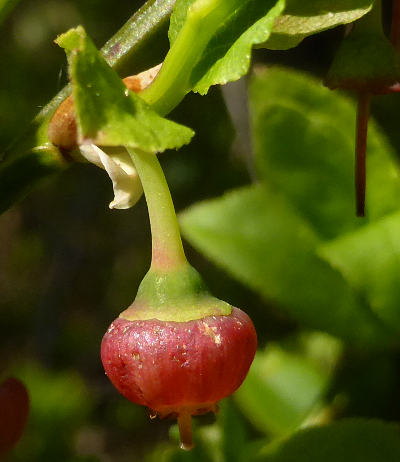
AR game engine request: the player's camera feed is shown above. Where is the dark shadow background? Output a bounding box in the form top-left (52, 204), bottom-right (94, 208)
top-left (1, 1), bottom-right (400, 461)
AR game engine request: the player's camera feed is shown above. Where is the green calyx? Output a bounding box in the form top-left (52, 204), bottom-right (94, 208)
top-left (325, 33), bottom-right (400, 93)
top-left (120, 263), bottom-right (232, 322)
top-left (325, 2), bottom-right (400, 93)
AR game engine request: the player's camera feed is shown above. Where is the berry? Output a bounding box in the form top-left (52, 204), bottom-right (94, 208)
top-left (0, 378), bottom-right (29, 457)
top-left (101, 266), bottom-right (257, 449)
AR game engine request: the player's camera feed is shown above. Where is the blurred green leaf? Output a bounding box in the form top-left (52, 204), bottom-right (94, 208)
top-left (250, 67), bottom-right (400, 239)
top-left (15, 362), bottom-right (92, 427)
top-left (169, 0), bottom-right (286, 95)
top-left (0, 146), bottom-right (66, 213)
top-left (0, 0), bottom-right (20, 26)
top-left (264, 0), bottom-right (373, 50)
top-left (179, 185), bottom-right (394, 347)
top-left (58, 27), bottom-right (193, 152)
top-left (142, 0), bottom-right (286, 114)
top-left (319, 211), bottom-right (400, 334)
top-left (235, 346), bottom-right (326, 435)
top-left (295, 331), bottom-right (342, 378)
top-left (180, 66), bottom-right (400, 348)
top-left (9, 363), bottom-right (93, 461)
top-left (234, 332), bottom-right (341, 436)
top-left (259, 419), bottom-right (400, 462)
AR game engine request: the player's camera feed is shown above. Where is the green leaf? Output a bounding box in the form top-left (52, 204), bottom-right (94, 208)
top-left (179, 185), bottom-right (395, 347)
top-left (169, 0), bottom-right (286, 94)
top-left (250, 67), bottom-right (400, 239)
top-left (168, 0), bottom-right (191, 45)
top-left (235, 335), bottom-right (340, 436)
top-left (180, 66), bottom-right (400, 348)
top-left (264, 0), bottom-right (373, 50)
top-left (319, 211), bottom-right (400, 334)
top-left (0, 0), bottom-right (21, 27)
top-left (192, 0), bottom-right (285, 94)
top-left (142, 0), bottom-right (285, 113)
top-left (15, 363), bottom-right (92, 426)
top-left (260, 419), bottom-right (400, 462)
top-left (57, 27), bottom-right (194, 152)
top-left (219, 400), bottom-right (250, 462)
top-left (8, 362), bottom-right (93, 461)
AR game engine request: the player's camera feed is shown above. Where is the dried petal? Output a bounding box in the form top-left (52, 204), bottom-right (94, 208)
top-left (79, 144), bottom-right (143, 209)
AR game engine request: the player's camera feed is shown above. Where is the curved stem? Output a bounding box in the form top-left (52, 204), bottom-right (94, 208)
top-left (128, 148), bottom-right (187, 271)
top-left (355, 92), bottom-right (370, 217)
top-left (177, 411), bottom-right (194, 451)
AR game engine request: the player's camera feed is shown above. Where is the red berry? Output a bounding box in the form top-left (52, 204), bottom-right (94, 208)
top-left (0, 378), bottom-right (29, 457)
top-left (101, 307), bottom-right (257, 449)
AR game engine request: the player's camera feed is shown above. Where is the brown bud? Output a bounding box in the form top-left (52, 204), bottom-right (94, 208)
top-left (48, 64), bottom-right (162, 151)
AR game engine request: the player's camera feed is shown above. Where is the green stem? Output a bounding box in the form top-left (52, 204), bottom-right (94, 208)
top-left (0, 0), bottom-right (22, 27)
top-left (128, 148), bottom-right (187, 271)
top-left (140, 0), bottom-right (242, 115)
top-left (100, 0), bottom-right (175, 75)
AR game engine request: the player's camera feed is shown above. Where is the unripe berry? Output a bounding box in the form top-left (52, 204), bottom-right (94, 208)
top-left (102, 307), bottom-right (256, 410)
top-left (101, 266), bottom-right (257, 449)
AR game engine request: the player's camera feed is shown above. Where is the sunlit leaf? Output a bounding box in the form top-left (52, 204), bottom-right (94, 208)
top-left (0, 0), bottom-right (21, 26)
top-left (250, 67), bottom-right (400, 239)
top-left (168, 0), bottom-right (285, 95)
top-left (260, 419), bottom-right (400, 462)
top-left (235, 338), bottom-right (339, 436)
top-left (264, 0), bottom-right (373, 50)
top-left (179, 185), bottom-right (395, 347)
top-left (319, 211), bottom-right (400, 334)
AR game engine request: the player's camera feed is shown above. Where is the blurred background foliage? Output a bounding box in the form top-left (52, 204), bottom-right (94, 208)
top-left (1, 0), bottom-right (400, 461)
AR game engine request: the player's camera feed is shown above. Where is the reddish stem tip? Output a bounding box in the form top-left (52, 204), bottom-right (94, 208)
top-left (355, 92), bottom-right (370, 217)
top-left (178, 412), bottom-right (194, 451)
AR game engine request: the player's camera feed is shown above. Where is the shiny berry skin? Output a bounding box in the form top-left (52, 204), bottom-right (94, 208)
top-left (101, 308), bottom-right (257, 418)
